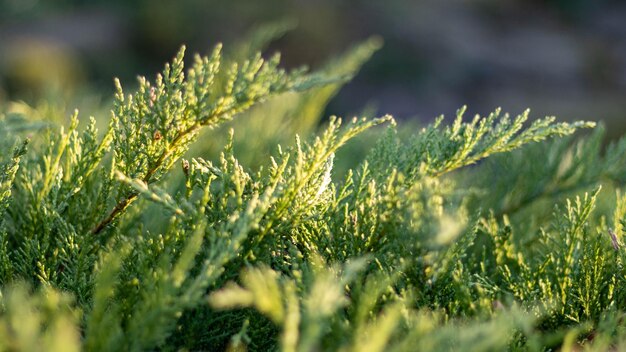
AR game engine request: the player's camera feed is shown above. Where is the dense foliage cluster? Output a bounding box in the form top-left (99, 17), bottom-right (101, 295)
top-left (1, 29), bottom-right (626, 351)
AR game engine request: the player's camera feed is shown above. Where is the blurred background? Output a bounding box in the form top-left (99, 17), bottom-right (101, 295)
top-left (1, 0), bottom-right (626, 136)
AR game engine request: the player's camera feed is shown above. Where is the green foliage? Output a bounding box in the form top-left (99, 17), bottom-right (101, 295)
top-left (0, 283), bottom-right (81, 352)
top-left (1, 30), bottom-right (626, 352)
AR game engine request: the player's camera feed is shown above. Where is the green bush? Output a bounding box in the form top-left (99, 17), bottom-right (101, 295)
top-left (1, 32), bottom-right (626, 351)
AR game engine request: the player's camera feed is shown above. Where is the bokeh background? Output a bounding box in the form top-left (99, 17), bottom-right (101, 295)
top-left (1, 0), bottom-right (626, 136)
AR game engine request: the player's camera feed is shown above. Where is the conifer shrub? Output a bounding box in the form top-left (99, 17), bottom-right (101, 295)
top-left (1, 30), bottom-right (626, 351)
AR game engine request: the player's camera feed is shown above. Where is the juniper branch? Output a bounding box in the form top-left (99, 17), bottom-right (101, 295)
top-left (91, 45), bottom-right (330, 235)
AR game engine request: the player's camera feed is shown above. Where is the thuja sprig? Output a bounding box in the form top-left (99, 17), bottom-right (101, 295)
top-left (92, 44), bottom-right (329, 235)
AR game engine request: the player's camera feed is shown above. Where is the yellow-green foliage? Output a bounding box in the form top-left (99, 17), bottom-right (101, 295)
top-left (1, 30), bottom-right (626, 352)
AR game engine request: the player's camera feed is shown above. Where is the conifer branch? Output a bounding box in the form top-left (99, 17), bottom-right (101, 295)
top-left (90, 44), bottom-right (331, 235)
